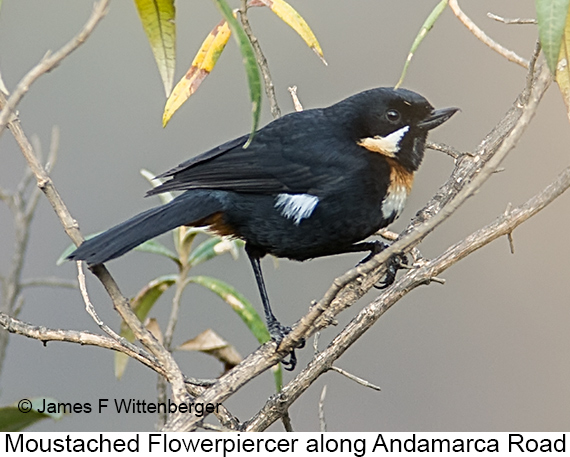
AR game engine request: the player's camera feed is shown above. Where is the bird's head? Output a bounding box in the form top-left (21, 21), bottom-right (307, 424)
top-left (328, 87), bottom-right (458, 172)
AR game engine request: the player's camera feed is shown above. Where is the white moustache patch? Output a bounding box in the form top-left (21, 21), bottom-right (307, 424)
top-left (275, 193), bottom-right (319, 224)
top-left (358, 125), bottom-right (410, 157)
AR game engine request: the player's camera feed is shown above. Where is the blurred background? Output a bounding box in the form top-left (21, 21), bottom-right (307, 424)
top-left (0, 0), bottom-right (568, 431)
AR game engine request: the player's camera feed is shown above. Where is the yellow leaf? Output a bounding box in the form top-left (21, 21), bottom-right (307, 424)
top-left (556, 4), bottom-right (570, 122)
top-left (193, 19), bottom-right (232, 73)
top-left (134, 0), bottom-right (176, 97)
top-left (162, 20), bottom-right (231, 126)
top-left (260, 0), bottom-right (326, 64)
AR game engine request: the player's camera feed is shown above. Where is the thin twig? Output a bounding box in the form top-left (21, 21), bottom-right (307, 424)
top-left (330, 366), bottom-right (382, 391)
top-left (487, 13), bottom-right (537, 25)
top-left (0, 130), bottom-right (56, 372)
top-left (449, 0), bottom-right (529, 68)
top-left (0, 0), bottom-right (110, 138)
top-left (77, 262), bottom-right (122, 340)
top-left (312, 331), bottom-right (320, 355)
top-left (239, 0), bottom-right (281, 119)
top-left (20, 277), bottom-right (78, 289)
top-left (375, 228), bottom-right (400, 242)
top-left (0, 311), bottom-right (167, 376)
top-left (199, 423), bottom-right (234, 432)
top-left (427, 141), bottom-right (474, 161)
top-left (281, 413), bottom-right (294, 432)
top-left (318, 384), bottom-right (327, 432)
top-left (157, 258), bottom-right (191, 428)
top-left (288, 86), bottom-right (304, 112)
top-left (504, 202), bottom-right (515, 254)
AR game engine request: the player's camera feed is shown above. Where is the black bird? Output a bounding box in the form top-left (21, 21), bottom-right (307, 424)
top-left (68, 87), bottom-right (457, 369)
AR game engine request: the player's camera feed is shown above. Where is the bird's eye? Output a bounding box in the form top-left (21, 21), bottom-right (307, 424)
top-left (386, 109), bottom-right (401, 123)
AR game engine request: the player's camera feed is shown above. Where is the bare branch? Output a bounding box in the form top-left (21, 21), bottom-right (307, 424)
top-left (0, 0), bottom-right (110, 138)
top-left (330, 366), bottom-right (382, 391)
top-left (449, 0), bottom-right (529, 68)
top-left (76, 262), bottom-right (122, 342)
top-left (487, 13), bottom-right (537, 25)
top-left (20, 277), bottom-right (78, 289)
top-left (318, 385), bottom-right (327, 432)
top-left (503, 202), bottom-right (515, 254)
top-left (0, 312), bottom-right (167, 376)
top-left (288, 86), bottom-right (304, 112)
top-left (199, 423), bottom-right (234, 432)
top-left (427, 141), bottom-right (473, 161)
top-left (281, 414), bottom-right (294, 432)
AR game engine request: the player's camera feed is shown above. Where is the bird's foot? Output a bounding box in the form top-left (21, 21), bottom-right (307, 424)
top-left (357, 240), bottom-right (389, 265)
top-left (374, 252), bottom-right (409, 289)
top-left (267, 320), bottom-right (305, 371)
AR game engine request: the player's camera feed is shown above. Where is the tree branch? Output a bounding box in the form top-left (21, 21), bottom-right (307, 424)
top-left (239, 0), bottom-right (281, 119)
top-left (0, 312), bottom-right (167, 376)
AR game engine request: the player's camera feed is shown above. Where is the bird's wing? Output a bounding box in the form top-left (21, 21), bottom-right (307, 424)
top-left (147, 111), bottom-right (348, 196)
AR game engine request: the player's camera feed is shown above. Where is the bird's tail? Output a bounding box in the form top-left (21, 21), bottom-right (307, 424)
top-left (68, 190), bottom-right (225, 265)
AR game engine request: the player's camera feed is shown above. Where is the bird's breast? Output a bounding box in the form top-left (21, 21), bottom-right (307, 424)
top-left (381, 159), bottom-right (414, 221)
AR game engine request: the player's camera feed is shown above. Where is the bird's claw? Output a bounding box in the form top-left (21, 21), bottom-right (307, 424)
top-left (374, 253), bottom-right (409, 289)
top-left (268, 321), bottom-right (305, 371)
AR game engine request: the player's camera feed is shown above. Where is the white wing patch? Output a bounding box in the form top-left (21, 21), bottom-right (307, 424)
top-left (358, 125), bottom-right (410, 157)
top-left (382, 184), bottom-right (408, 220)
top-left (275, 193), bottom-right (319, 224)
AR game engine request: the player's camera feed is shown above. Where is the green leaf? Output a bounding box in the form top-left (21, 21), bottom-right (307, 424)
top-left (115, 274), bottom-right (177, 378)
top-left (188, 237), bottom-right (223, 267)
top-left (188, 275), bottom-right (269, 343)
top-left (134, 0), bottom-right (176, 96)
top-left (0, 397), bottom-right (63, 432)
top-left (396, 0), bottom-right (448, 89)
top-left (555, 5), bottom-right (570, 118)
top-left (212, 0), bottom-right (262, 146)
top-left (133, 239), bottom-right (180, 265)
top-left (188, 237), bottom-right (241, 267)
top-left (536, 0), bottom-right (570, 73)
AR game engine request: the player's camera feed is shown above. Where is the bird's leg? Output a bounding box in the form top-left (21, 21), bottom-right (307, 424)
top-left (246, 245), bottom-right (302, 370)
top-left (350, 241), bottom-right (408, 288)
top-left (353, 240), bottom-right (390, 264)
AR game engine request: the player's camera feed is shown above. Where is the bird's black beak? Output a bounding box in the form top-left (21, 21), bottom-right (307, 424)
top-left (418, 107), bottom-right (459, 130)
